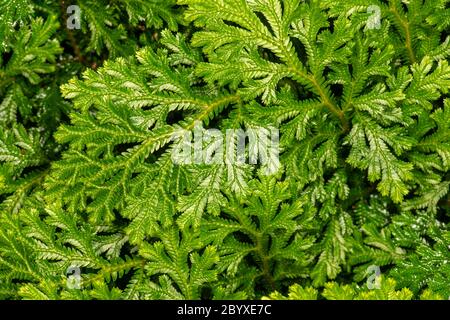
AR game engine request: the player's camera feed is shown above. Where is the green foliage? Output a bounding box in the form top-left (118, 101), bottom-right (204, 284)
top-left (0, 0), bottom-right (449, 300)
top-left (264, 277), bottom-right (444, 300)
top-left (0, 197), bottom-right (139, 300)
top-left (0, 13), bottom-right (63, 215)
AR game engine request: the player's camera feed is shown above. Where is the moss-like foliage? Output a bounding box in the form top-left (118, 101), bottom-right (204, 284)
top-left (0, 0), bottom-right (449, 300)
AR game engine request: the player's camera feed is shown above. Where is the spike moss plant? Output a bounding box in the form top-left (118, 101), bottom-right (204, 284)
top-left (0, 0), bottom-right (449, 300)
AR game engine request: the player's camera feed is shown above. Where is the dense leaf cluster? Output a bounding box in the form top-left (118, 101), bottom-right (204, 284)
top-left (0, 0), bottom-right (449, 300)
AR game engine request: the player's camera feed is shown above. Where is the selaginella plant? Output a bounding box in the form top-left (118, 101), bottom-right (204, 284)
top-left (0, 0), bottom-right (449, 300)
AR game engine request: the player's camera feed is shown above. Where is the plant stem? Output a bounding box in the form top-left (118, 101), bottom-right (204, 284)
top-left (59, 0), bottom-right (86, 64)
top-left (276, 39), bottom-right (349, 133)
